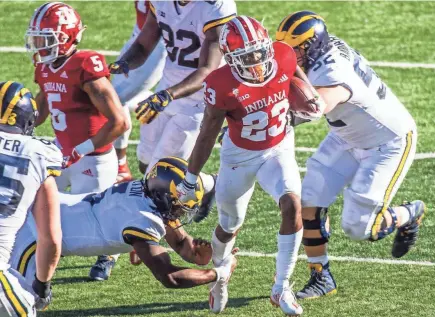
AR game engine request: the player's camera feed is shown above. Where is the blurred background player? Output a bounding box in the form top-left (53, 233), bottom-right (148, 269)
top-left (11, 157), bottom-right (237, 293)
top-left (176, 16), bottom-right (325, 316)
top-left (276, 11), bottom-right (424, 299)
top-left (112, 0), bottom-right (167, 183)
top-left (25, 2), bottom-right (129, 282)
top-left (0, 81), bottom-right (62, 315)
top-left (110, 0), bottom-right (236, 174)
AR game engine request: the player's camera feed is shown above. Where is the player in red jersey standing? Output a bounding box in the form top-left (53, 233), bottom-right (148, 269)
top-left (25, 2), bottom-right (129, 282)
top-left (176, 16), bottom-right (324, 316)
top-left (112, 0), bottom-right (166, 182)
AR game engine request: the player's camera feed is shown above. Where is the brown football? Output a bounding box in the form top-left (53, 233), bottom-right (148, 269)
top-left (289, 77), bottom-right (318, 113)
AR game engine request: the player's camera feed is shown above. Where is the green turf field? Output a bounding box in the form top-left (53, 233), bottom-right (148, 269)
top-left (0, 1), bottom-right (434, 316)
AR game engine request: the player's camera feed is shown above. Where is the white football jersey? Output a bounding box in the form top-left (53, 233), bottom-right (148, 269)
top-left (58, 180), bottom-right (166, 256)
top-left (308, 36), bottom-right (415, 148)
top-left (150, 0), bottom-right (236, 115)
top-left (0, 132), bottom-right (62, 264)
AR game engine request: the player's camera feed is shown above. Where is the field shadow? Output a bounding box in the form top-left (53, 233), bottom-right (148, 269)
top-left (56, 265), bottom-right (92, 271)
top-left (41, 296), bottom-right (267, 316)
top-left (52, 276), bottom-right (91, 284)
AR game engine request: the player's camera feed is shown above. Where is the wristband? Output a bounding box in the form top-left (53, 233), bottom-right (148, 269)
top-left (185, 171), bottom-right (198, 185)
top-left (75, 139), bottom-right (95, 156)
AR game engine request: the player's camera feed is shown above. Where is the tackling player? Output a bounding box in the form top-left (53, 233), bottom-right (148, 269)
top-left (25, 2), bottom-right (129, 282)
top-left (176, 16), bottom-right (324, 316)
top-left (112, 0), bottom-right (167, 183)
top-left (11, 157), bottom-right (237, 294)
top-left (0, 81), bottom-right (62, 315)
top-left (276, 11), bottom-right (424, 299)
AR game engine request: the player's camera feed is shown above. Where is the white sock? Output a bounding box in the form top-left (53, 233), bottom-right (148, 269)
top-left (211, 230), bottom-right (236, 266)
top-left (275, 229), bottom-right (303, 288)
top-left (200, 172), bottom-right (215, 194)
top-left (118, 156), bottom-right (127, 166)
top-left (307, 255), bottom-right (329, 266)
top-left (393, 206), bottom-right (411, 227)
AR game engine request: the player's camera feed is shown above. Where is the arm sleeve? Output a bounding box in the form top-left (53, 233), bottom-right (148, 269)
top-left (80, 52), bottom-right (110, 84)
top-left (122, 214), bottom-right (165, 246)
top-left (202, 0), bottom-right (237, 34)
top-left (34, 139), bottom-right (63, 182)
top-left (203, 74), bottom-right (232, 111)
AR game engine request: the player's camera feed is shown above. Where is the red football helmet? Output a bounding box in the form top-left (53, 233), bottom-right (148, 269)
top-left (219, 16), bottom-right (274, 83)
top-left (25, 2), bottom-right (86, 65)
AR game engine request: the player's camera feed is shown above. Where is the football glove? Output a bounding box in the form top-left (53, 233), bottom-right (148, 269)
top-left (108, 60), bottom-right (129, 77)
top-left (62, 148), bottom-right (83, 169)
top-left (32, 277), bottom-right (52, 311)
top-left (176, 178), bottom-right (197, 204)
top-left (135, 90), bottom-right (173, 124)
top-left (217, 126), bottom-right (228, 145)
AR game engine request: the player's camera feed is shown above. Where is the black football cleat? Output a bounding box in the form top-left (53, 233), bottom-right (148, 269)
top-left (392, 200), bottom-right (426, 258)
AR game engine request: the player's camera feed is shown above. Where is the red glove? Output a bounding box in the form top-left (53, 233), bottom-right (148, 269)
top-left (62, 148), bottom-right (83, 169)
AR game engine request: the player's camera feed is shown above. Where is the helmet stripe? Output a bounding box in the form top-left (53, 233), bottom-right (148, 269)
top-left (288, 15), bottom-right (322, 36)
top-left (29, 2), bottom-right (50, 28)
top-left (0, 82), bottom-right (13, 115)
top-left (0, 88), bottom-right (30, 124)
top-left (240, 16), bottom-right (258, 41)
top-left (231, 17), bottom-right (250, 43)
top-left (35, 2), bottom-right (63, 30)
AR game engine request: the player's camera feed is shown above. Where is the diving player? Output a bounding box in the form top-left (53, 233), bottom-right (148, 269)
top-left (11, 157), bottom-right (237, 293)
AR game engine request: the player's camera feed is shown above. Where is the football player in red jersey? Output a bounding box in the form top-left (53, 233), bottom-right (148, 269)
top-left (176, 16), bottom-right (323, 315)
top-left (112, 0), bottom-right (166, 183)
top-left (25, 2), bottom-right (129, 282)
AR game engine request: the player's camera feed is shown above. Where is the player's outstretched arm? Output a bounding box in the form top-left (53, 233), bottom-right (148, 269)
top-left (166, 26), bottom-right (224, 100)
top-left (32, 176), bottom-right (62, 282)
top-left (117, 11), bottom-right (161, 71)
top-left (188, 104), bottom-right (226, 176)
top-left (82, 77), bottom-right (130, 150)
top-left (132, 240), bottom-right (219, 289)
top-left (315, 85), bottom-right (351, 114)
top-left (35, 91), bottom-right (49, 127)
top-left (165, 225), bottom-right (212, 266)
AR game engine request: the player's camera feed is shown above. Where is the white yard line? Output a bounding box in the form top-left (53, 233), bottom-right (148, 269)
top-left (237, 251), bottom-right (435, 267)
top-left (37, 136), bottom-right (435, 162)
top-left (2, 46), bottom-right (435, 69)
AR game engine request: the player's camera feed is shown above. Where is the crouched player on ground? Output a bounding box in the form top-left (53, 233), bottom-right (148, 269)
top-left (10, 157), bottom-right (237, 291)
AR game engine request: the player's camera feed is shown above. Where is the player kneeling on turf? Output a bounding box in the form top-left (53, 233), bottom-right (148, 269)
top-left (10, 157), bottom-right (236, 291)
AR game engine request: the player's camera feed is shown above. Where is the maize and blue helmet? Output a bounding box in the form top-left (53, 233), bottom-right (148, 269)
top-left (276, 11), bottom-right (330, 72)
top-left (0, 81), bottom-right (38, 136)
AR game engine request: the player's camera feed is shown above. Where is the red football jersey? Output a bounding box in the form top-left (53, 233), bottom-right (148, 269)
top-left (203, 42), bottom-right (297, 151)
top-left (35, 50), bottom-right (112, 156)
top-left (135, 1), bottom-right (149, 30)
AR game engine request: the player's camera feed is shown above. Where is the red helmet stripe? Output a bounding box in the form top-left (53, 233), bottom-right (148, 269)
top-left (231, 16), bottom-right (251, 43)
top-left (240, 16), bottom-right (258, 41)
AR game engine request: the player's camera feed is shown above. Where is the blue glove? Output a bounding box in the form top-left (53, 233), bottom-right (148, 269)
top-left (135, 90), bottom-right (173, 124)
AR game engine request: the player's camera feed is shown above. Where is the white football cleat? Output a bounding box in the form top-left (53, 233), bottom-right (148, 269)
top-left (270, 284), bottom-right (303, 316)
top-left (208, 255), bottom-right (237, 314)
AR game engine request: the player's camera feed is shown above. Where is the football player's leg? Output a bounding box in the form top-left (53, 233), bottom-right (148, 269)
top-left (342, 131), bottom-right (421, 257)
top-left (209, 161), bottom-right (257, 313)
top-left (136, 111), bottom-right (172, 174)
top-left (256, 139), bottom-right (303, 315)
top-left (298, 133), bottom-right (359, 299)
top-left (0, 266), bottom-right (36, 316)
